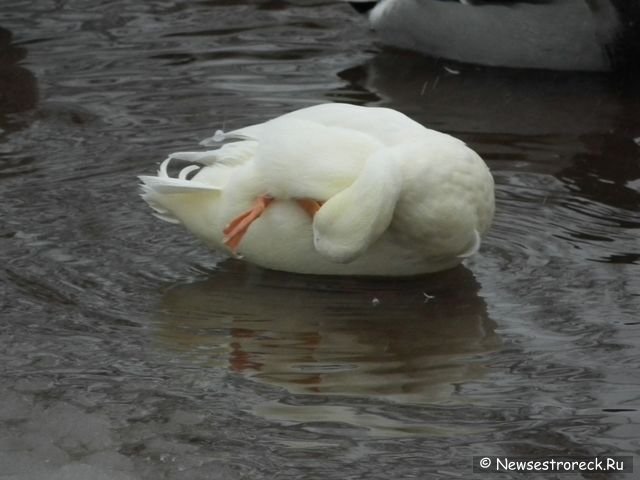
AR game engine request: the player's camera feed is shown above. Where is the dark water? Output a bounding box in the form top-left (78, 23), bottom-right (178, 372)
top-left (1, 1), bottom-right (639, 479)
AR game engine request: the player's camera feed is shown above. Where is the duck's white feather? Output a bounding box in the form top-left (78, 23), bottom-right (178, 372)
top-left (138, 175), bottom-right (220, 194)
top-left (139, 103), bottom-right (495, 276)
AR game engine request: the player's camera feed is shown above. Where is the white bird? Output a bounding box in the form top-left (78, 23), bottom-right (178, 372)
top-left (139, 103), bottom-right (494, 276)
top-left (347, 0), bottom-right (640, 71)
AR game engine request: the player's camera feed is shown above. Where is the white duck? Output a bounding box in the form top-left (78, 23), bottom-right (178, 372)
top-left (348, 0), bottom-right (640, 72)
top-left (139, 103), bottom-right (494, 276)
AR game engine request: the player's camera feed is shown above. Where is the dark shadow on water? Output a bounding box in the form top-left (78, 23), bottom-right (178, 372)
top-left (0, 26), bottom-right (38, 122)
top-left (155, 263), bottom-right (500, 407)
top-left (559, 132), bottom-right (640, 212)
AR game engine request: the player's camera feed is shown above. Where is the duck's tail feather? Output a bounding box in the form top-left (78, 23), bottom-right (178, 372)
top-left (138, 175), bottom-right (219, 195)
top-left (139, 157), bottom-right (221, 225)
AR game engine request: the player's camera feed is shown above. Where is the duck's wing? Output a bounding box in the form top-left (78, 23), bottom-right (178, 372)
top-left (202, 103), bottom-right (446, 151)
top-left (278, 103), bottom-right (452, 147)
top-left (216, 104), bottom-right (426, 145)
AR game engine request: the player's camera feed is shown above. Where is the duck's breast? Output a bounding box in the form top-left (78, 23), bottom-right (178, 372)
top-left (390, 137), bottom-right (494, 258)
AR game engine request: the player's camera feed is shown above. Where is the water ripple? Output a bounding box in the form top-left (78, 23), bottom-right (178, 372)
top-left (1, 0), bottom-right (639, 478)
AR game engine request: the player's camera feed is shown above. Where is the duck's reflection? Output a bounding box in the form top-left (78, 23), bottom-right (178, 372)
top-left (157, 264), bottom-right (499, 404)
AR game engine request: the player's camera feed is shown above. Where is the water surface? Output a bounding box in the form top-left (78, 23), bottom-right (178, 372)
top-left (1, 1), bottom-right (639, 479)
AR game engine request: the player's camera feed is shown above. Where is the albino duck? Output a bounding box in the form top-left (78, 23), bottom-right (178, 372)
top-left (348, 0), bottom-right (640, 71)
top-left (139, 103), bottom-right (494, 276)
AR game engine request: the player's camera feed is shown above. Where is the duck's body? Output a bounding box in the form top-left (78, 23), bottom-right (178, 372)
top-left (139, 103), bottom-right (494, 276)
top-left (349, 0), bottom-right (640, 72)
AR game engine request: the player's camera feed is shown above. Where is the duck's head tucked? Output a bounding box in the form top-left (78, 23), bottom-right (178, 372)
top-left (139, 103), bottom-right (495, 276)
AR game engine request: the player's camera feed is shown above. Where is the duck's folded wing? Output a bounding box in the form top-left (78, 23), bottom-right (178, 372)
top-left (170, 140), bottom-right (257, 167)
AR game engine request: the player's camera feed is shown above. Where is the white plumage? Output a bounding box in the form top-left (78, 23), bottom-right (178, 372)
top-left (139, 103), bottom-right (494, 276)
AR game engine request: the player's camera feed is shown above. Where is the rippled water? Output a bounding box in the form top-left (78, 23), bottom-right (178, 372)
top-left (1, 1), bottom-right (639, 479)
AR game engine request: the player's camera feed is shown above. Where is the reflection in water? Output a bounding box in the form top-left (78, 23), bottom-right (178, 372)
top-left (0, 26), bottom-right (37, 116)
top-left (157, 264), bottom-right (499, 407)
top-left (0, 23), bottom-right (38, 178)
top-left (559, 132), bottom-right (640, 211)
top-left (339, 51), bottom-right (640, 139)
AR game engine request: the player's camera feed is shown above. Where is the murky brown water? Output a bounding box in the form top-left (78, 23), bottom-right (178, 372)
top-left (1, 1), bottom-right (639, 479)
